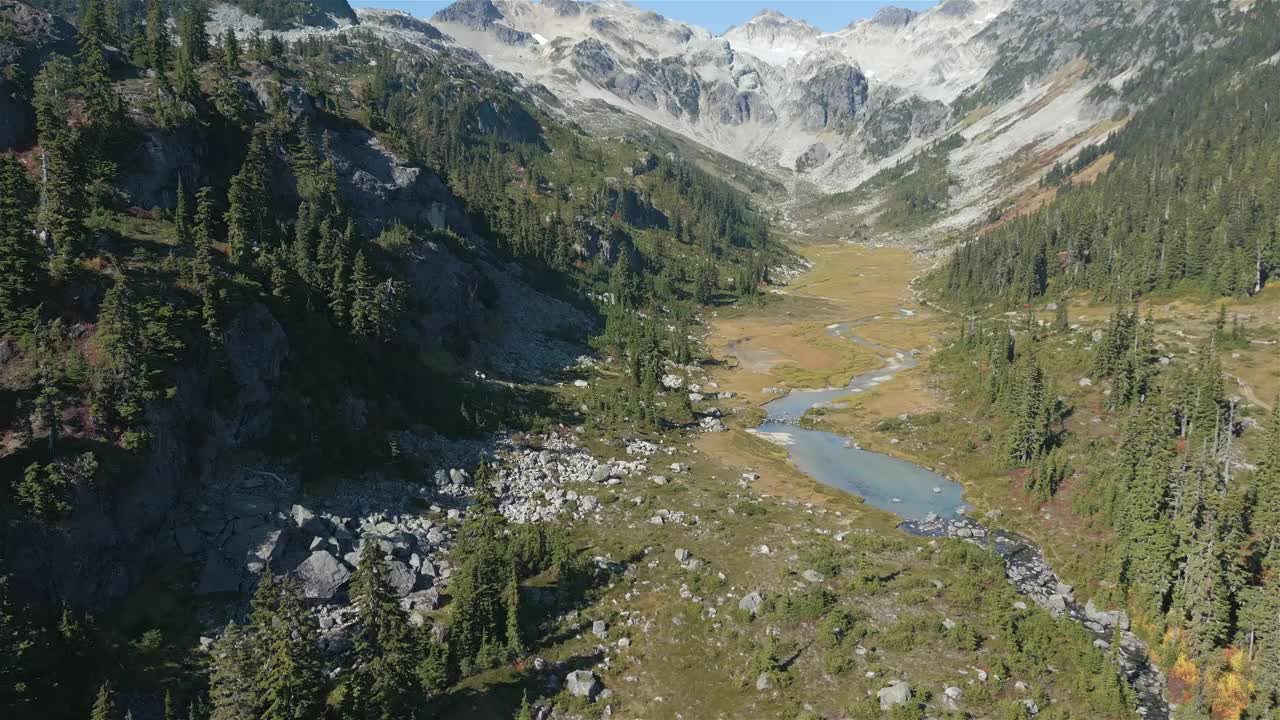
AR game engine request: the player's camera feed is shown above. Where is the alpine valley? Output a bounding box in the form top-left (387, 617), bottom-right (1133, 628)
top-left (0, 1), bottom-right (1278, 720)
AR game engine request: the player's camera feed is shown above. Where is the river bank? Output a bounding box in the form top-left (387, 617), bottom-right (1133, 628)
top-left (701, 242), bottom-right (1171, 718)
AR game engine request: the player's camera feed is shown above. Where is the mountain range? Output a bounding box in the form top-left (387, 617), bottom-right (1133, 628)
top-left (340, 0), bottom-right (1219, 236)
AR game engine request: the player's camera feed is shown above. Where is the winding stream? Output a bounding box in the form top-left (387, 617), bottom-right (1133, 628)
top-left (746, 310), bottom-right (1170, 718)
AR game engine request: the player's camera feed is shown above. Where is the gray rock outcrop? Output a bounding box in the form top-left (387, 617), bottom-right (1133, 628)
top-left (565, 670), bottom-right (602, 700)
top-left (295, 551), bottom-right (352, 600)
top-left (878, 680), bottom-right (912, 710)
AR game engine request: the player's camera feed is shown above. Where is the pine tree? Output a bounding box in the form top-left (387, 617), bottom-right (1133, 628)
top-left (515, 692), bottom-right (533, 720)
top-left (1187, 343), bottom-right (1226, 448)
top-left (1255, 400), bottom-right (1280, 555)
top-left (0, 156), bottom-right (41, 330)
top-left (346, 542), bottom-right (417, 720)
top-left (1239, 548), bottom-right (1280, 712)
top-left (249, 572), bottom-right (326, 720)
top-left (1005, 357), bottom-right (1054, 463)
top-left (349, 250), bottom-right (378, 339)
top-left (225, 133), bottom-right (268, 265)
top-left (76, 0), bottom-right (123, 177)
top-left (208, 622), bottom-right (259, 720)
top-left (173, 46), bottom-right (199, 101)
top-left (448, 501), bottom-right (521, 673)
top-left (89, 682), bottom-right (115, 720)
top-left (174, 178), bottom-right (191, 246)
top-left (33, 58), bottom-right (88, 281)
top-left (191, 187), bottom-right (216, 289)
top-left (144, 0), bottom-right (171, 74)
top-left (1182, 533), bottom-right (1233, 655)
top-left (221, 30), bottom-right (240, 73)
top-left (179, 2), bottom-right (211, 65)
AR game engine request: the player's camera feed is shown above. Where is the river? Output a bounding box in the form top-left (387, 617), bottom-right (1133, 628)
top-left (746, 309), bottom-right (1171, 718)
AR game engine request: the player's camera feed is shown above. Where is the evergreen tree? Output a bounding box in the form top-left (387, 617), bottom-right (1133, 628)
top-left (346, 542), bottom-right (417, 720)
top-left (207, 622), bottom-right (259, 720)
top-left (515, 692), bottom-right (533, 720)
top-left (1254, 400), bottom-right (1280, 555)
top-left (1239, 548), bottom-right (1280, 713)
top-left (89, 682), bottom-right (115, 720)
top-left (224, 133), bottom-right (269, 265)
top-left (33, 57), bottom-right (88, 281)
top-left (448, 498), bottom-right (522, 673)
top-left (174, 177), bottom-right (192, 246)
top-left (221, 30), bottom-right (240, 73)
top-left (250, 572), bottom-right (326, 720)
top-left (144, 0), bottom-right (171, 74)
top-left (173, 46), bottom-right (199, 101)
top-left (0, 156), bottom-right (41, 330)
top-left (349, 250), bottom-right (387, 340)
top-left (178, 2), bottom-right (211, 65)
top-left (1005, 356), bottom-right (1054, 463)
top-left (76, 0), bottom-right (123, 177)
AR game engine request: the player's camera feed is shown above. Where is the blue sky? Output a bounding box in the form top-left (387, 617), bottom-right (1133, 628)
top-left (349, 1), bottom-right (939, 34)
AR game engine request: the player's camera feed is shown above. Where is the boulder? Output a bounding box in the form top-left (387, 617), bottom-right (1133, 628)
top-left (387, 560), bottom-right (417, 597)
top-left (289, 505), bottom-right (329, 536)
top-left (756, 672), bottom-right (772, 690)
top-left (294, 551), bottom-right (352, 600)
top-left (590, 464), bottom-right (615, 483)
top-left (565, 670), bottom-right (602, 701)
top-left (592, 619), bottom-right (608, 638)
top-left (802, 569), bottom-right (825, 584)
top-left (738, 591), bottom-right (764, 616)
top-left (674, 548), bottom-right (690, 563)
top-left (878, 681), bottom-right (911, 710)
top-left (245, 528), bottom-right (285, 573)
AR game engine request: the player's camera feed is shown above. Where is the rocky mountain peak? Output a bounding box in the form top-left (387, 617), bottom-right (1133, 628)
top-left (869, 6), bottom-right (920, 29)
top-left (432, 0), bottom-right (506, 28)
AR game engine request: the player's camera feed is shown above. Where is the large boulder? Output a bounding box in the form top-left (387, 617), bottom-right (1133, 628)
top-left (387, 560), bottom-right (417, 598)
top-left (289, 505), bottom-right (330, 537)
top-left (878, 681), bottom-right (912, 710)
top-left (738, 591), bottom-right (764, 616)
top-left (565, 670), bottom-right (602, 701)
top-left (294, 551), bottom-right (352, 600)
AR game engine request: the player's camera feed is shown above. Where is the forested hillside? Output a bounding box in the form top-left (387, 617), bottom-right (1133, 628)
top-left (0, 1), bottom-right (784, 716)
top-left (940, 0), bottom-right (1280, 306)
top-left (922, 3), bottom-right (1280, 716)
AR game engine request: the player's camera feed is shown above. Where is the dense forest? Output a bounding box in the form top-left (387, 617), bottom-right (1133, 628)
top-left (930, 5), bottom-right (1280, 713)
top-left (938, 307), bottom-right (1280, 718)
top-left (940, 1), bottom-right (1280, 306)
top-left (0, 0), bottom-right (784, 717)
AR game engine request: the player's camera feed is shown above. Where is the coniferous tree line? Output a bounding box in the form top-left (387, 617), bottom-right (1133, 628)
top-left (945, 310), bottom-right (1280, 714)
top-left (942, 2), bottom-right (1280, 306)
